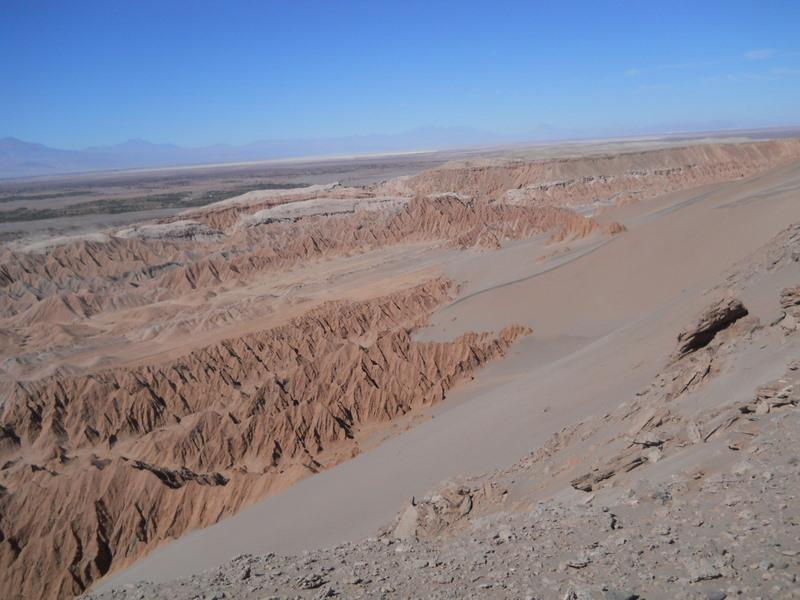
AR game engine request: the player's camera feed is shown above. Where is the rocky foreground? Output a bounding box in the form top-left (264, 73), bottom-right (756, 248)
top-left (87, 409), bottom-right (800, 600)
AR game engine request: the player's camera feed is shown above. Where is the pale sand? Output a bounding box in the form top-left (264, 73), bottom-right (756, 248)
top-left (95, 159), bottom-right (800, 591)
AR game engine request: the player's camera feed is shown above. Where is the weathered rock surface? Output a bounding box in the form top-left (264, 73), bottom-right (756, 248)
top-left (779, 285), bottom-right (800, 332)
top-left (674, 297), bottom-right (748, 359)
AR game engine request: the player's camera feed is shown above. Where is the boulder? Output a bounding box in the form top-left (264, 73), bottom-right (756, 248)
top-left (675, 297), bottom-right (748, 358)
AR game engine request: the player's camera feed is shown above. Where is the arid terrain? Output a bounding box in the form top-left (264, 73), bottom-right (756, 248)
top-left (1, 134), bottom-right (800, 599)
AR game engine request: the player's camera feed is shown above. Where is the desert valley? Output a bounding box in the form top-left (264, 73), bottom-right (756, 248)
top-left (0, 131), bottom-right (797, 599)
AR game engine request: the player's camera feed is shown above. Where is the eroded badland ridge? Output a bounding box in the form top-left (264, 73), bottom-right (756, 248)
top-left (1, 137), bottom-right (800, 599)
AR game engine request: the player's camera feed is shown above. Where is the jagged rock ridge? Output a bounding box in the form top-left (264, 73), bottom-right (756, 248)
top-left (0, 280), bottom-right (529, 599)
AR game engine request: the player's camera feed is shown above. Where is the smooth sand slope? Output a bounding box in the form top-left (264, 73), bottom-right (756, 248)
top-left (96, 159), bottom-right (800, 591)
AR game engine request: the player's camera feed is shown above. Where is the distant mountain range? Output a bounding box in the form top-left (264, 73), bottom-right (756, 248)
top-left (0, 127), bottom-right (531, 179)
top-left (4, 123), bottom-right (797, 179)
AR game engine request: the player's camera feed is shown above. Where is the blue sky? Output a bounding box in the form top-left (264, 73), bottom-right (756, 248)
top-left (2, 0), bottom-right (799, 149)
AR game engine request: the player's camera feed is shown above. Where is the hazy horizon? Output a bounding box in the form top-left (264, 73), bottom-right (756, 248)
top-left (11, 122), bottom-right (800, 153)
top-left (5, 122), bottom-right (800, 180)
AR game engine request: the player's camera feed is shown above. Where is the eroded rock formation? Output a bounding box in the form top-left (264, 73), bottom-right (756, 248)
top-left (673, 297), bottom-right (748, 359)
top-left (0, 280), bottom-right (529, 599)
top-left (405, 139), bottom-right (800, 208)
top-left (0, 196), bottom-right (605, 323)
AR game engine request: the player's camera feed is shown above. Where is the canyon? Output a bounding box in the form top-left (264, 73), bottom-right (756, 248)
top-left (1, 135), bottom-right (800, 599)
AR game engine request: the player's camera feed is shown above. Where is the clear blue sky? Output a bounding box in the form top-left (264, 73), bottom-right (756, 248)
top-left (2, 0), bottom-right (799, 149)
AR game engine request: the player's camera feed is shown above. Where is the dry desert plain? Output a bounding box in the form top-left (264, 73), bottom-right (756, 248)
top-left (0, 134), bottom-right (799, 599)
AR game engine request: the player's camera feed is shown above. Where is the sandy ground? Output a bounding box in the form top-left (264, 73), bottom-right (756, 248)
top-left (94, 157), bottom-right (800, 592)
